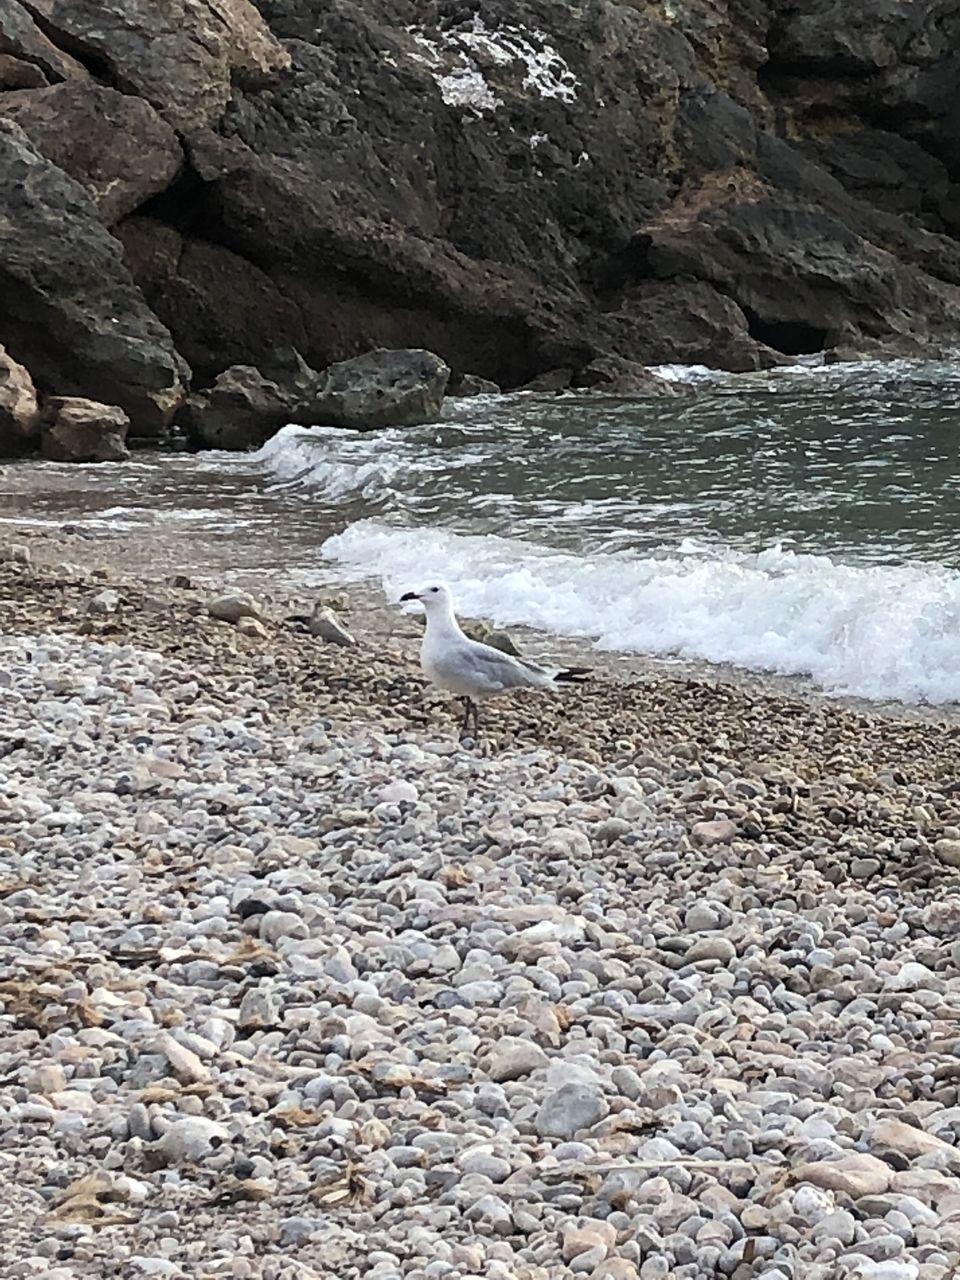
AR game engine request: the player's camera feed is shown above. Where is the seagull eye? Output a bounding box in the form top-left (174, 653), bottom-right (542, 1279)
top-left (430, 587), bottom-right (439, 593)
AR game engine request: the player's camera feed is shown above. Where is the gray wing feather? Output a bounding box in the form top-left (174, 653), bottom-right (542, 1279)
top-left (449, 638), bottom-right (554, 692)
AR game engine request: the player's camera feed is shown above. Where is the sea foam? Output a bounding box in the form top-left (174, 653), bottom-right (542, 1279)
top-left (323, 519), bottom-right (960, 704)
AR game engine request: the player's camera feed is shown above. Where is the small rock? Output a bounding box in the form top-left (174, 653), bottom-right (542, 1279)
top-left (180, 365), bottom-right (296, 450)
top-left (155, 1032), bottom-right (209, 1085)
top-left (237, 987), bottom-right (281, 1030)
top-left (684, 902), bottom-right (721, 932)
top-left (487, 1037), bottom-right (549, 1082)
top-left (309, 605), bottom-right (355, 646)
top-left (237, 616), bottom-right (268, 639)
top-left (536, 1083), bottom-right (609, 1140)
top-left (685, 935), bottom-right (736, 963)
top-left (157, 1117), bottom-right (229, 1163)
top-left (87, 588), bottom-right (120, 616)
top-left (208, 591), bottom-right (261, 624)
top-left (868, 1118), bottom-right (953, 1161)
top-left (40, 397), bottom-right (130, 462)
top-left (450, 373), bottom-right (501, 397)
top-left (0, 543), bottom-right (31, 564)
top-left (260, 910), bottom-right (308, 944)
top-left (0, 344), bottom-right (39, 449)
top-left (792, 1153), bottom-right (893, 1199)
top-left (691, 818), bottom-right (738, 846)
top-left (935, 838), bottom-right (960, 867)
top-left (562, 1217), bottom-right (616, 1262)
top-left (376, 780), bottom-right (418, 805)
top-left (591, 1263), bottom-right (640, 1280)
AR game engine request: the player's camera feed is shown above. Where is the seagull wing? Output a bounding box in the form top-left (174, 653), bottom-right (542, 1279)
top-left (443, 637), bottom-right (555, 693)
top-left (442, 637), bottom-right (589, 694)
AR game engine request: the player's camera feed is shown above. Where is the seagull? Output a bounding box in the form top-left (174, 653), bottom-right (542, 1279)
top-left (399, 583), bottom-right (590, 736)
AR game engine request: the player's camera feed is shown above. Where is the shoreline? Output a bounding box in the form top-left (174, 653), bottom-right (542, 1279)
top-left (4, 548), bottom-right (960, 1277)
top-left (4, 517), bottom-right (960, 730)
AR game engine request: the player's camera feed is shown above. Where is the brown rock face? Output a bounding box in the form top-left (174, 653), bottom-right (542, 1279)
top-left (117, 218), bottom-right (308, 381)
top-left (2, 0), bottom-right (960, 407)
top-left (0, 53), bottom-right (48, 89)
top-left (0, 2), bottom-right (91, 83)
top-left (0, 345), bottom-right (40, 453)
top-left (0, 122), bottom-right (187, 435)
top-left (24, 0), bottom-right (289, 130)
top-left (0, 83), bottom-right (182, 224)
top-left (40, 397), bottom-right (130, 462)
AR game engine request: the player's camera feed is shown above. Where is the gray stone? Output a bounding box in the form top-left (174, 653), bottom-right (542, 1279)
top-left (182, 365), bottom-right (295, 451)
top-left (487, 1037), bottom-right (549, 1082)
top-left (40, 397), bottom-right (130, 463)
top-left (295, 348), bottom-right (449, 430)
top-left (237, 987), bottom-right (281, 1030)
top-left (690, 818), bottom-right (738, 846)
top-left (935, 838), bottom-right (960, 867)
top-left (208, 591), bottom-right (261, 624)
top-left (0, 121), bottom-right (186, 433)
top-left (450, 373), bottom-right (501, 397)
top-left (259, 909), bottom-right (308, 944)
top-left (685, 935), bottom-right (736, 963)
top-left (156, 1117), bottom-right (229, 1164)
top-left (683, 902), bottom-right (722, 932)
top-left (309, 605), bottom-right (355, 647)
top-left (535, 1083), bottom-right (609, 1140)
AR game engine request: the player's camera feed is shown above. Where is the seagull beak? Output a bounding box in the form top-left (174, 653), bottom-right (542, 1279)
top-left (399, 591), bottom-right (418, 602)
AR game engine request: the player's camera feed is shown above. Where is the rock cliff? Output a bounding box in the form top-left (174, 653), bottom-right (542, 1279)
top-left (1, 0), bottom-right (959, 434)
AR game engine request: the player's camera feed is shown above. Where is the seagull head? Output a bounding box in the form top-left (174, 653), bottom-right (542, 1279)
top-left (399, 583), bottom-right (453, 612)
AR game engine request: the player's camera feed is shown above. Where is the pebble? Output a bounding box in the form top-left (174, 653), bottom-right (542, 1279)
top-left (536, 1083), bottom-right (609, 1139)
top-left (309, 605), bottom-right (356, 646)
top-left (156, 1118), bottom-right (230, 1163)
top-left (486, 1037), bottom-right (549, 1082)
top-left (208, 591), bottom-right (261, 623)
top-left (690, 818), bottom-right (738, 845)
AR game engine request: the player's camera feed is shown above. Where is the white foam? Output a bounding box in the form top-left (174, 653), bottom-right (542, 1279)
top-left (322, 520), bottom-right (960, 704)
top-left (247, 425), bottom-right (405, 500)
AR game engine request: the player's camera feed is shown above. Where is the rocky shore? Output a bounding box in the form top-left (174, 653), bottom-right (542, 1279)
top-left (3, 1), bottom-right (960, 455)
top-left (4, 548), bottom-right (960, 1279)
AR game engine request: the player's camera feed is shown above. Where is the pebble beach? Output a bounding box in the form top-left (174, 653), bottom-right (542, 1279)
top-left (4, 544), bottom-right (960, 1280)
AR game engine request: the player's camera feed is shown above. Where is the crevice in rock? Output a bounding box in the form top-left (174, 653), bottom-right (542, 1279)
top-left (588, 233), bottom-right (654, 300)
top-left (743, 308), bottom-right (826, 355)
top-left (19, 2), bottom-right (127, 91)
top-left (136, 165), bottom-right (210, 236)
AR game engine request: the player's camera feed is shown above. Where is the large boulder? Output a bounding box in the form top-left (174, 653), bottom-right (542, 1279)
top-left (181, 365), bottom-right (298, 450)
top-left (640, 168), bottom-right (960, 352)
top-left (0, 345), bottom-right (40, 454)
top-left (40, 397), bottom-right (130, 462)
top-left (0, 83), bottom-right (182, 224)
top-left (600, 280), bottom-right (785, 373)
top-left (295, 349), bottom-right (450, 430)
top-left (0, 121), bottom-right (188, 435)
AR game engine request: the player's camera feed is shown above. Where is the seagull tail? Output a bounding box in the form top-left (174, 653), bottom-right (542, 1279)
top-left (553, 666), bottom-right (591, 685)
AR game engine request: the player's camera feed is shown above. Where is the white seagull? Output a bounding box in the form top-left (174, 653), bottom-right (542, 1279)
top-left (399, 583), bottom-right (590, 736)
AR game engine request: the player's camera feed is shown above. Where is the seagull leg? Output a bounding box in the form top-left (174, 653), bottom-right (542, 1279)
top-left (460, 697), bottom-right (473, 736)
top-left (470, 699), bottom-right (480, 737)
